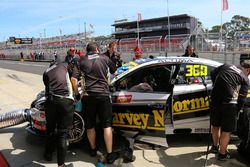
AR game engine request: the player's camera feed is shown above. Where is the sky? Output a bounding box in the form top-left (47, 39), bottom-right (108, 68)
top-left (0, 0), bottom-right (249, 42)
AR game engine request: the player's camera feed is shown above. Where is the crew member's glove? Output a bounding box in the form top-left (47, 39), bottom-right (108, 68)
top-left (75, 94), bottom-right (81, 101)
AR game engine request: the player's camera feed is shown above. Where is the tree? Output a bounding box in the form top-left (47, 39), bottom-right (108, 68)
top-left (209, 25), bottom-right (221, 33)
top-left (229, 15), bottom-right (250, 35)
top-left (198, 21), bottom-right (203, 27)
top-left (209, 15), bottom-right (250, 37)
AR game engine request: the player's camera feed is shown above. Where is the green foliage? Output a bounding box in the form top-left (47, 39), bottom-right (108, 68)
top-left (209, 25), bottom-right (221, 33)
top-left (209, 15), bottom-right (250, 37)
top-left (198, 21), bottom-right (202, 27)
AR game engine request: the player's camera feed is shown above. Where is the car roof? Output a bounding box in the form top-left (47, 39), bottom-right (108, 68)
top-left (112, 56), bottom-right (222, 83)
top-left (134, 56), bottom-right (222, 66)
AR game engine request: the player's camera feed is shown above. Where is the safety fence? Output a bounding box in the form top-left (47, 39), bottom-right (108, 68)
top-left (117, 31), bottom-right (250, 54)
top-left (0, 31), bottom-right (249, 61)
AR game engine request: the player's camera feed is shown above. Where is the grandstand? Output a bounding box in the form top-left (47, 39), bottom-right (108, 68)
top-left (112, 14), bottom-right (198, 53)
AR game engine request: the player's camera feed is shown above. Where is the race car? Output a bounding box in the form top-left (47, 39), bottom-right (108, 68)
top-left (112, 56), bottom-right (250, 158)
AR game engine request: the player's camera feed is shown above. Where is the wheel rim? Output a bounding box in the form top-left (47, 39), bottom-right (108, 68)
top-left (68, 112), bottom-right (85, 143)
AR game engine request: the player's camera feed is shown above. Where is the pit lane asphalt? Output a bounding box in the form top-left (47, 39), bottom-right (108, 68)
top-left (0, 60), bottom-right (50, 75)
top-left (0, 61), bottom-right (249, 167)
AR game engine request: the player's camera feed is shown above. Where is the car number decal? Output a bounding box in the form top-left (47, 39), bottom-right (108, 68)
top-left (247, 89), bottom-right (250, 98)
top-left (185, 65), bottom-right (208, 77)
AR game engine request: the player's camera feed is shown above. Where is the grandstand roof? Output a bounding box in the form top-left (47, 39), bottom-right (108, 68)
top-left (112, 14), bottom-right (195, 26)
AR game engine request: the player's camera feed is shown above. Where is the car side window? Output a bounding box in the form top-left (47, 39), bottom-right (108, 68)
top-left (115, 65), bottom-right (173, 93)
top-left (175, 63), bottom-right (216, 85)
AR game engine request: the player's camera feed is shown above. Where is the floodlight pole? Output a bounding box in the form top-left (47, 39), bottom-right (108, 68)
top-left (78, 23), bottom-right (81, 34)
top-left (84, 22), bottom-right (87, 41)
top-left (167, 0), bottom-right (171, 51)
top-left (44, 28), bottom-right (46, 38)
top-left (59, 29), bottom-right (62, 46)
top-left (137, 19), bottom-right (140, 48)
top-left (39, 33), bottom-right (42, 52)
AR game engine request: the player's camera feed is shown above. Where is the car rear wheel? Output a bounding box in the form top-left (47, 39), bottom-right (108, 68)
top-left (68, 112), bottom-right (85, 143)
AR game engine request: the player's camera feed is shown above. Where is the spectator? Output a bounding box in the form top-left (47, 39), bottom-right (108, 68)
top-left (78, 50), bottom-right (85, 58)
top-left (133, 46), bottom-right (141, 60)
top-left (116, 53), bottom-right (123, 68)
top-left (54, 50), bottom-right (58, 62)
top-left (65, 47), bottom-right (77, 64)
top-left (104, 41), bottom-right (122, 68)
top-left (30, 52), bottom-right (34, 60)
top-left (210, 60), bottom-right (250, 160)
top-left (165, 51), bottom-right (168, 57)
top-left (38, 52), bottom-right (42, 60)
top-left (20, 52), bottom-right (24, 61)
top-left (182, 45), bottom-right (198, 57)
top-left (34, 51), bottom-right (38, 60)
top-left (80, 43), bottom-right (118, 164)
top-left (42, 51), bottom-right (45, 60)
top-left (64, 48), bottom-right (81, 84)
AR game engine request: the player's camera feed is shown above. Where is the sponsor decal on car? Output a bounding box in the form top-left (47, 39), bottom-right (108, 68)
top-left (112, 109), bottom-right (165, 131)
top-left (114, 94), bottom-right (132, 103)
top-left (158, 58), bottom-right (193, 63)
top-left (32, 119), bottom-right (46, 131)
top-left (31, 109), bottom-right (46, 131)
top-left (173, 96), bottom-right (209, 115)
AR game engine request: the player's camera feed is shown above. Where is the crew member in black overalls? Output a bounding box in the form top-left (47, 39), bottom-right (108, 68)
top-left (43, 62), bottom-right (79, 167)
top-left (210, 60), bottom-right (250, 161)
top-left (80, 43), bottom-right (118, 163)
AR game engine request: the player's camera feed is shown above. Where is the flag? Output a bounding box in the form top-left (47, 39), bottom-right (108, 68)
top-left (137, 13), bottom-right (142, 22)
top-left (222, 0), bottom-right (228, 11)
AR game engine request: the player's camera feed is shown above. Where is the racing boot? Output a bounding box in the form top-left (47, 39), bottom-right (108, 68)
top-left (209, 145), bottom-right (219, 154)
top-left (89, 147), bottom-right (98, 157)
top-left (106, 152), bottom-right (119, 164)
top-left (217, 151), bottom-right (231, 161)
top-left (123, 148), bottom-right (136, 163)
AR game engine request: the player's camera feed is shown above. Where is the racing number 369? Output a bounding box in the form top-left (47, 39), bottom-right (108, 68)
top-left (185, 65), bottom-right (208, 77)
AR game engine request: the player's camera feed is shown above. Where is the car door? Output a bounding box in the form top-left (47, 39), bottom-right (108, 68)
top-left (172, 62), bottom-right (216, 133)
top-left (111, 64), bottom-right (178, 136)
